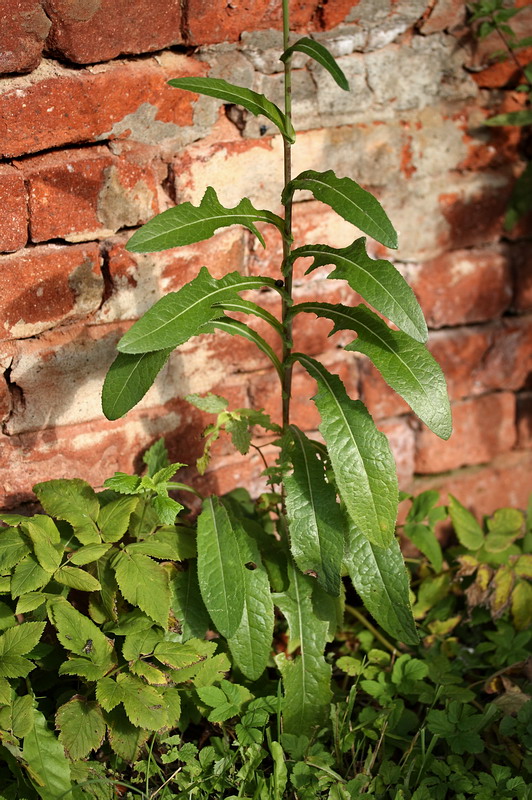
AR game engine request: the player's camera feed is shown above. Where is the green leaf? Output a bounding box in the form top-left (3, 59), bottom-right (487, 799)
top-left (103, 473), bottom-right (141, 495)
top-left (102, 348), bottom-right (173, 420)
top-left (213, 297), bottom-right (284, 334)
top-left (200, 317), bottom-right (283, 377)
top-left (153, 639), bottom-right (208, 671)
top-left (48, 598), bottom-right (114, 666)
top-left (152, 495), bottom-right (183, 525)
top-left (117, 268), bottom-right (278, 355)
top-left (3, 694), bottom-right (34, 738)
top-left (403, 523), bottom-right (443, 573)
top-left (15, 592), bottom-right (47, 614)
top-left (0, 622), bottom-right (45, 679)
top-left (127, 185), bottom-right (284, 253)
top-left (115, 673), bottom-right (167, 731)
top-left (196, 497), bottom-right (245, 638)
top-left (96, 677), bottom-right (125, 713)
top-left (281, 37), bottom-right (349, 90)
top-left (273, 565), bottom-right (332, 735)
top-left (343, 519), bottom-right (418, 644)
top-left (227, 519), bottom-right (274, 681)
top-left (25, 516), bottom-right (61, 575)
top-left (97, 496), bottom-right (139, 543)
top-left (170, 562), bottom-right (211, 642)
top-left (11, 555), bottom-right (50, 597)
top-left (0, 529), bottom-right (30, 572)
top-left (185, 393), bottom-right (228, 414)
top-left (225, 416), bottom-right (252, 454)
top-left (127, 528), bottom-right (195, 561)
top-left (105, 706), bottom-right (150, 762)
top-left (54, 566), bottom-right (102, 591)
top-left (122, 627), bottom-right (162, 661)
top-left (32, 479), bottom-right (100, 545)
top-left (23, 708), bottom-right (72, 800)
top-left (68, 542), bottom-right (113, 565)
top-left (291, 239), bottom-right (427, 343)
top-left (59, 657), bottom-right (110, 681)
top-left (168, 77), bottom-right (296, 143)
top-left (283, 170), bottom-right (398, 249)
top-left (294, 354), bottom-right (397, 548)
top-left (301, 303), bottom-right (451, 438)
top-left (112, 550), bottom-right (170, 628)
top-left (143, 438), bottom-right (170, 476)
top-left (504, 161), bottom-right (532, 232)
top-left (56, 698), bottom-right (106, 760)
top-left (485, 109), bottom-right (532, 126)
top-left (449, 495), bottom-right (484, 550)
top-left (284, 426), bottom-right (344, 596)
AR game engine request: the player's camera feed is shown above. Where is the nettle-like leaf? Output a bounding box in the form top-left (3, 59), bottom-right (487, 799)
top-left (0, 529), bottom-right (30, 572)
top-left (32, 479), bottom-right (100, 544)
top-left (127, 186), bottom-right (284, 253)
top-left (293, 303), bottom-right (451, 438)
top-left (281, 37), bottom-right (350, 90)
top-left (48, 598), bottom-right (115, 667)
top-left (0, 621), bottom-right (45, 679)
top-left (284, 426), bottom-right (344, 596)
top-left (105, 706), bottom-right (150, 761)
top-left (274, 565), bottom-right (332, 735)
top-left (294, 354), bottom-right (398, 548)
top-left (112, 550), bottom-right (171, 629)
top-left (343, 519), bottom-right (418, 644)
top-left (117, 268), bottom-right (279, 355)
top-left (291, 238), bottom-right (427, 343)
top-left (97, 496), bottom-right (139, 543)
top-left (56, 698), bottom-right (106, 761)
top-left (283, 169), bottom-right (398, 250)
top-left (196, 497), bottom-right (245, 638)
top-left (115, 673), bottom-right (167, 731)
top-left (11, 554), bottom-right (51, 597)
top-left (102, 348), bottom-right (173, 421)
top-left (25, 515), bottom-right (62, 573)
top-left (186, 392), bottom-right (228, 414)
top-left (168, 77), bottom-right (296, 143)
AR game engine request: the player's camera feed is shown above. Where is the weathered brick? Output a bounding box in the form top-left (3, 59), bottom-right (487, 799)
top-left (0, 165), bottom-right (28, 252)
top-left (415, 392), bottom-right (516, 474)
top-left (407, 248), bottom-right (512, 328)
top-left (20, 144), bottom-right (163, 243)
top-left (418, 0), bottom-right (465, 34)
top-left (517, 392), bottom-right (532, 449)
top-left (0, 53), bottom-right (207, 159)
top-left (0, 243), bottom-right (102, 340)
top-left (512, 243), bottom-right (532, 313)
top-left (0, 0), bottom-right (51, 74)
top-left (412, 449), bottom-right (532, 519)
top-left (360, 359), bottom-right (410, 420)
top-left (0, 372), bottom-right (12, 423)
top-left (378, 416), bottom-right (415, 489)
top-left (43, 0), bottom-right (183, 64)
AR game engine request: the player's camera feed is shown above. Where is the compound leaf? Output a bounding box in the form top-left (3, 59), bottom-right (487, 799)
top-left (11, 555), bottom-right (50, 597)
top-left (281, 37), bottom-right (349, 90)
top-left (54, 566), bottom-right (101, 592)
top-left (97, 496), bottom-right (139, 543)
top-left (0, 622), bottom-right (45, 679)
top-left (48, 598), bottom-right (114, 666)
top-left (294, 354), bottom-right (397, 548)
top-left (32, 479), bottom-right (100, 545)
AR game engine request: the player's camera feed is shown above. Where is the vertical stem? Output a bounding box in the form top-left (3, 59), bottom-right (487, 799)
top-left (281, 0), bottom-right (294, 434)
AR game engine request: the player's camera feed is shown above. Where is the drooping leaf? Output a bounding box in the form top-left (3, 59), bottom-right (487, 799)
top-left (168, 77), bottom-right (295, 143)
top-left (200, 316), bottom-right (283, 377)
top-left (127, 186), bottom-right (284, 253)
top-left (284, 426), bottom-right (344, 596)
top-left (112, 550), bottom-right (170, 628)
top-left (32, 479), bottom-right (100, 544)
top-left (283, 170), bottom-right (398, 249)
top-left (97, 496), bottom-right (139, 543)
top-left (56, 698), bottom-right (106, 760)
top-left (227, 518), bottom-right (274, 681)
top-left (102, 348), bottom-right (173, 420)
top-left (294, 354), bottom-right (398, 548)
top-left (512, 581), bottom-right (532, 630)
top-left (11, 555), bottom-right (50, 597)
top-left (344, 518), bottom-right (418, 644)
top-left (448, 495), bottom-right (484, 550)
top-left (0, 529), bottom-right (30, 572)
top-left (273, 565), bottom-right (332, 735)
top-left (130, 659), bottom-right (168, 684)
top-left (213, 297), bottom-right (284, 334)
top-left (291, 239), bottom-right (427, 342)
top-left (115, 673), bottom-right (167, 731)
top-left (54, 566), bottom-right (102, 592)
top-left (23, 708), bottom-right (72, 800)
top-left (196, 497), bottom-right (245, 638)
top-left (170, 562), bottom-right (211, 642)
top-left (281, 37), bottom-right (349, 90)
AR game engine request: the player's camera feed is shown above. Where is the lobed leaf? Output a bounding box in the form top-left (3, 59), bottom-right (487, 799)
top-left (168, 77), bottom-right (296, 142)
top-left (102, 348), bottom-right (173, 420)
top-left (294, 354), bottom-right (398, 548)
top-left (291, 238), bottom-right (427, 342)
top-left (284, 426), bottom-right (344, 596)
top-left (283, 170), bottom-right (398, 249)
top-left (127, 186), bottom-right (284, 253)
top-left (281, 37), bottom-right (350, 90)
top-left (343, 519), bottom-right (418, 644)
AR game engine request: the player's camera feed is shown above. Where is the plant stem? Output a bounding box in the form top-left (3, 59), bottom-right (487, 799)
top-left (344, 603), bottom-right (399, 655)
top-left (280, 0), bottom-right (294, 434)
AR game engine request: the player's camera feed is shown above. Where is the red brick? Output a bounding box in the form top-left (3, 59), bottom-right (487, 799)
top-left (408, 248), bottom-right (512, 328)
top-left (517, 391), bottom-right (532, 449)
top-left (0, 165), bottom-right (28, 252)
top-left (360, 359), bottom-right (410, 420)
top-left (378, 416), bottom-right (415, 489)
top-left (418, 0), bottom-right (465, 34)
top-left (0, 0), bottom-right (51, 74)
top-left (0, 243), bottom-right (102, 340)
top-left (438, 184), bottom-right (511, 251)
top-left (0, 53), bottom-right (206, 159)
top-left (0, 372), bottom-right (12, 423)
top-left (184, 0), bottom-right (353, 46)
top-left (411, 449), bottom-right (532, 520)
top-left (415, 392), bottom-right (516, 474)
top-left (20, 144), bottom-right (163, 243)
top-left (43, 0), bottom-right (183, 64)
top-left (512, 243), bottom-right (532, 313)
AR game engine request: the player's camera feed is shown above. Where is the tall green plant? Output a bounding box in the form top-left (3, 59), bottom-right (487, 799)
top-left (102, 1), bottom-right (451, 732)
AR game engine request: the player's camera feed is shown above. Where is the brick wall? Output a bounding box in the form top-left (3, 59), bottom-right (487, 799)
top-left (1, 0), bottom-right (531, 516)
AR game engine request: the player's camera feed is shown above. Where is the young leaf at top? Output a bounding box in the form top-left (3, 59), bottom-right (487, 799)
top-left (126, 186), bottom-right (284, 253)
top-left (168, 77), bottom-right (296, 143)
top-left (284, 425), bottom-right (344, 596)
top-left (196, 497), bottom-right (245, 638)
top-left (293, 354), bottom-right (398, 548)
top-left (291, 303), bottom-right (451, 438)
top-left (290, 238), bottom-right (427, 343)
top-left (283, 170), bottom-right (398, 250)
top-left (343, 518), bottom-right (418, 644)
top-left (117, 268), bottom-right (280, 354)
top-left (102, 348), bottom-right (173, 420)
top-left (281, 37), bottom-right (350, 91)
